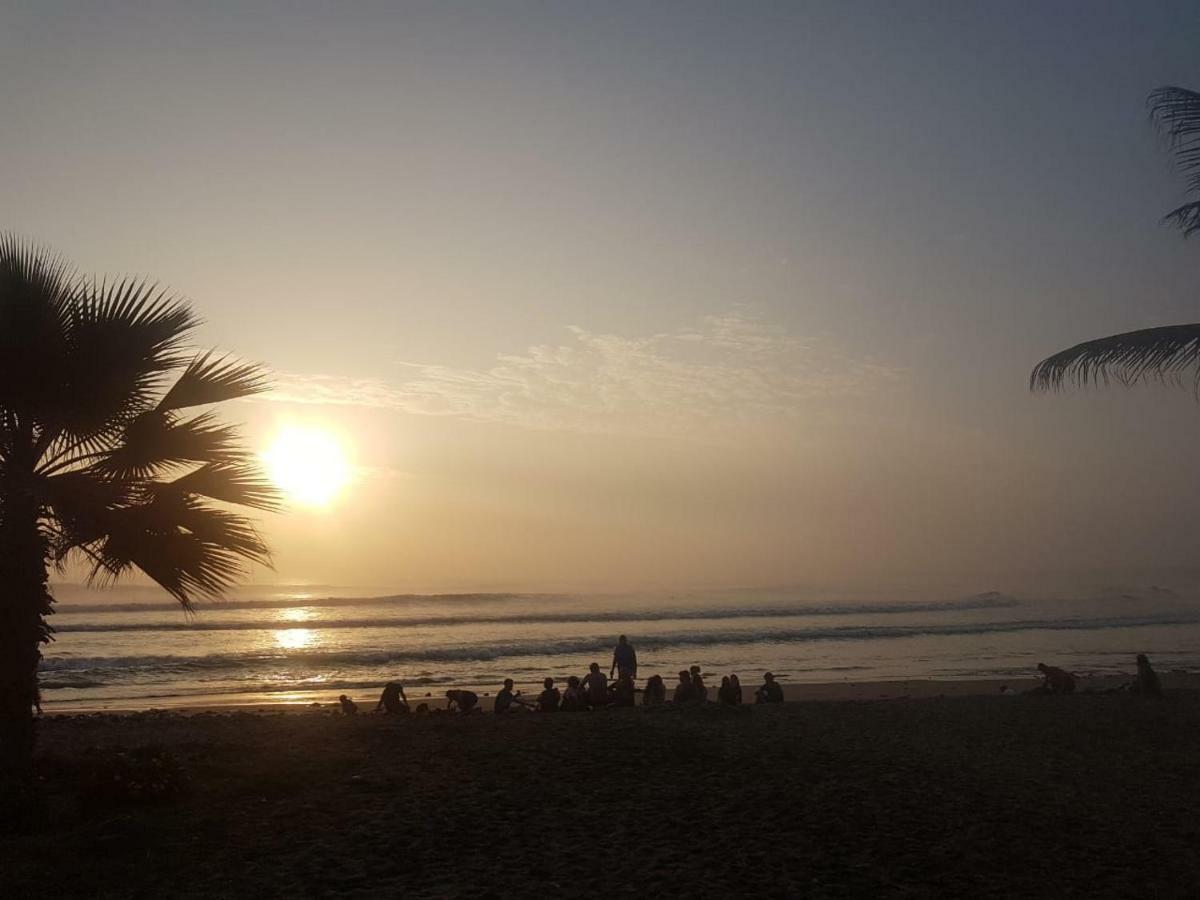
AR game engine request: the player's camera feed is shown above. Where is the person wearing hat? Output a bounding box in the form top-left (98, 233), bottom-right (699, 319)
top-left (755, 672), bottom-right (783, 704)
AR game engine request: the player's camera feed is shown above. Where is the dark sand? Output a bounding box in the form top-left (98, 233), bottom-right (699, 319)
top-left (8, 691), bottom-right (1200, 898)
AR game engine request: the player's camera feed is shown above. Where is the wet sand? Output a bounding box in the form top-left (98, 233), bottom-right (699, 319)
top-left (9, 684), bottom-right (1200, 898)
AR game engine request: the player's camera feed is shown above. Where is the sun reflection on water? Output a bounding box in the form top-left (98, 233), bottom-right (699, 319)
top-left (275, 628), bottom-right (314, 650)
top-left (280, 607), bottom-right (315, 623)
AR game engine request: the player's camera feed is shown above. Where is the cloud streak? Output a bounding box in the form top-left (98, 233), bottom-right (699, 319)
top-left (267, 312), bottom-right (904, 435)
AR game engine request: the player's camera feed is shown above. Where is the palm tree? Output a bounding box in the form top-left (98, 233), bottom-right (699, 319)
top-left (0, 236), bottom-right (276, 782)
top-left (1031, 87), bottom-right (1200, 391)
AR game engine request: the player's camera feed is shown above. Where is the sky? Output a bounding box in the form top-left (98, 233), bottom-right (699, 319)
top-left (5, 1), bottom-right (1200, 594)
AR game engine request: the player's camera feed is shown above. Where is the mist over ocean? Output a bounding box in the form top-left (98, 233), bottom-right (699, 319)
top-left (39, 585), bottom-right (1200, 711)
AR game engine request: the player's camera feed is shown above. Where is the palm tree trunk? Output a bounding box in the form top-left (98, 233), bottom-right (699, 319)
top-left (0, 478), bottom-right (50, 791)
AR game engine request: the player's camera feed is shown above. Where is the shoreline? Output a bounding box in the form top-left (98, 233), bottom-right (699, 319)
top-left (40, 671), bottom-right (1200, 715)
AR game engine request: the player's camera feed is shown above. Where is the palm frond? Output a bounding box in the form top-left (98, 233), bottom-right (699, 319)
top-left (52, 278), bottom-right (198, 441)
top-left (157, 462), bottom-right (280, 511)
top-left (158, 351), bottom-right (270, 411)
top-left (85, 497), bottom-right (270, 606)
top-left (1030, 323), bottom-right (1200, 391)
top-left (1149, 86), bottom-right (1200, 195)
top-left (99, 410), bottom-right (241, 478)
top-left (0, 236), bottom-right (74, 418)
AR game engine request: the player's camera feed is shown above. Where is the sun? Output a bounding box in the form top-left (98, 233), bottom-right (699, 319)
top-left (263, 426), bottom-right (351, 508)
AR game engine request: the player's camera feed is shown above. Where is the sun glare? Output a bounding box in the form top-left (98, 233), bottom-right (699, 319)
top-left (263, 426), bottom-right (351, 508)
top-left (274, 628), bottom-right (314, 650)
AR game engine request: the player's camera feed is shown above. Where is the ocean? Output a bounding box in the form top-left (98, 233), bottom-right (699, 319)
top-left (38, 585), bottom-right (1200, 711)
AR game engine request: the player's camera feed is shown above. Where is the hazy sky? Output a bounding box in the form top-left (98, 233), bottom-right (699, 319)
top-left (6, 2), bottom-right (1200, 593)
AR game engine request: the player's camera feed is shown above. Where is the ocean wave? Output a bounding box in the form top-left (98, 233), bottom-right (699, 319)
top-left (51, 593), bottom-right (1022, 633)
top-left (40, 610), bottom-right (1200, 676)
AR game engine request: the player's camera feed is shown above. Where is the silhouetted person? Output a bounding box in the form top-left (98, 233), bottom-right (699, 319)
top-left (610, 634), bottom-right (638, 680)
top-left (730, 673), bottom-right (743, 705)
top-left (495, 678), bottom-right (529, 713)
top-left (339, 694), bottom-right (358, 715)
top-left (755, 672), bottom-right (783, 704)
top-left (690, 665), bottom-right (708, 703)
top-left (583, 662), bottom-right (608, 708)
top-left (718, 676), bottom-right (738, 705)
top-left (1035, 663), bottom-right (1076, 695)
top-left (561, 676), bottom-right (584, 711)
top-left (611, 673), bottom-right (636, 707)
top-left (375, 681), bottom-right (410, 714)
top-left (445, 689), bottom-right (479, 713)
top-left (642, 674), bottom-right (666, 706)
top-left (673, 670), bottom-right (696, 704)
top-left (1132, 653), bottom-right (1162, 697)
top-left (538, 677), bottom-right (561, 712)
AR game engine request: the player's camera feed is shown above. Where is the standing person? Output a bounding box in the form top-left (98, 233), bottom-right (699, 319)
top-left (537, 677), bottom-right (561, 712)
top-left (1132, 654), bottom-right (1162, 697)
top-left (755, 672), bottom-right (783, 704)
top-left (690, 665), bottom-right (708, 703)
top-left (583, 662), bottom-right (609, 708)
top-left (729, 673), bottom-right (743, 705)
top-left (610, 634), bottom-right (638, 680)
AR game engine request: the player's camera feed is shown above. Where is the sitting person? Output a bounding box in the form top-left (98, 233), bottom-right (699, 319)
top-left (642, 674), bottom-right (666, 706)
top-left (690, 665), bottom-right (708, 703)
top-left (537, 677), bottom-right (561, 712)
top-left (445, 688), bottom-right (479, 713)
top-left (673, 670), bottom-right (696, 704)
top-left (375, 681), bottom-right (410, 714)
top-left (582, 662), bottom-right (609, 708)
top-left (717, 676), bottom-right (738, 705)
top-left (610, 673), bottom-right (636, 707)
top-left (1131, 653), bottom-right (1163, 697)
top-left (1035, 663), bottom-right (1076, 695)
top-left (561, 676), bottom-right (585, 711)
top-left (755, 672), bottom-right (783, 704)
top-left (338, 694), bottom-right (358, 715)
top-left (494, 678), bottom-right (529, 713)
top-left (730, 673), bottom-right (743, 705)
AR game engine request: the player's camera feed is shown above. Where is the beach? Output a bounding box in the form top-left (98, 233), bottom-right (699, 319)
top-left (9, 683), bottom-right (1200, 898)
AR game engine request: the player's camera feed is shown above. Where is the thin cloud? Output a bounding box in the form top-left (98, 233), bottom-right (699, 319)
top-left (267, 312), bottom-right (904, 435)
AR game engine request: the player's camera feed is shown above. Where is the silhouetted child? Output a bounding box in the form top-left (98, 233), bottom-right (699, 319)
top-left (339, 694), bottom-right (358, 715)
top-left (583, 662), bottom-right (608, 708)
top-left (730, 673), bottom-right (743, 705)
top-left (642, 674), bottom-right (666, 706)
top-left (1132, 653), bottom-right (1162, 697)
top-left (375, 681), bottom-right (410, 714)
top-left (755, 672), bottom-right (783, 704)
top-left (611, 673), bottom-right (636, 707)
top-left (495, 678), bottom-right (529, 713)
top-left (561, 676), bottom-right (584, 711)
top-left (538, 677), bottom-right (561, 712)
top-left (690, 665), bottom-right (708, 703)
top-left (415, 703), bottom-right (430, 715)
top-left (445, 689), bottom-right (479, 713)
top-left (1035, 663), bottom-right (1076, 695)
top-left (673, 670), bottom-right (696, 704)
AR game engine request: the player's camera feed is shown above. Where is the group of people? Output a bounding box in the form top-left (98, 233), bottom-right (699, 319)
top-left (338, 643), bottom-right (1169, 718)
top-left (338, 634), bottom-right (786, 716)
top-left (1030, 653), bottom-right (1163, 697)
